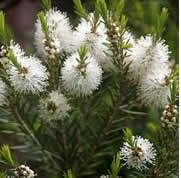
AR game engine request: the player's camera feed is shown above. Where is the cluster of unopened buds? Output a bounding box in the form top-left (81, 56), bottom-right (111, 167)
top-left (14, 165), bottom-right (36, 178)
top-left (160, 104), bottom-right (178, 128)
top-left (107, 23), bottom-right (121, 57)
top-left (0, 45), bottom-right (10, 68)
top-left (42, 36), bottom-right (61, 60)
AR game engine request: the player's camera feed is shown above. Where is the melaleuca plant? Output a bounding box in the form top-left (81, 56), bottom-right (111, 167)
top-left (0, 0), bottom-right (179, 177)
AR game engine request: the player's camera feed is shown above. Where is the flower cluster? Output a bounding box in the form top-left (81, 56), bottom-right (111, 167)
top-left (120, 136), bottom-right (156, 170)
top-left (126, 35), bottom-right (172, 107)
top-left (14, 165), bottom-right (36, 178)
top-left (137, 65), bottom-right (172, 107)
top-left (8, 56), bottom-right (49, 93)
top-left (39, 90), bottom-right (71, 121)
top-left (160, 104), bottom-right (178, 128)
top-left (35, 9), bottom-right (75, 58)
top-left (61, 51), bottom-right (103, 96)
top-left (74, 14), bottom-right (113, 70)
top-left (0, 41), bottom-right (49, 94)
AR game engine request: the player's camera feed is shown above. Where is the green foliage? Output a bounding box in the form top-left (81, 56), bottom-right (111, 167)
top-left (78, 45), bottom-right (88, 61)
top-left (7, 50), bottom-right (21, 71)
top-left (123, 128), bottom-right (133, 146)
top-left (111, 153), bottom-right (121, 178)
top-left (108, 0), bottom-right (125, 21)
top-left (0, 11), bottom-right (5, 37)
top-left (120, 15), bottom-right (127, 33)
top-left (0, 11), bottom-right (14, 45)
top-left (73, 0), bottom-right (88, 20)
top-left (155, 8), bottom-right (169, 40)
top-left (97, 0), bottom-right (109, 24)
top-left (93, 0), bottom-right (100, 25)
top-left (64, 170), bottom-right (74, 178)
top-left (41, 0), bottom-right (52, 10)
top-left (0, 145), bottom-right (16, 167)
top-left (39, 11), bottom-right (49, 39)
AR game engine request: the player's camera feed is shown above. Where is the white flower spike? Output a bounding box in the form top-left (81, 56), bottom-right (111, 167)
top-left (61, 49), bottom-right (103, 96)
top-left (126, 35), bottom-right (170, 82)
top-left (8, 56), bottom-right (49, 94)
top-left (137, 64), bottom-right (171, 108)
top-left (120, 136), bottom-right (156, 170)
top-left (34, 9), bottom-right (75, 58)
top-left (74, 14), bottom-right (113, 70)
top-left (40, 90), bottom-right (71, 121)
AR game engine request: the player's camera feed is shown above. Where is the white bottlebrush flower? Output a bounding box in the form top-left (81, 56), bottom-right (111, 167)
top-left (61, 51), bottom-right (102, 96)
top-left (0, 79), bottom-right (6, 106)
top-left (34, 9), bottom-right (75, 58)
top-left (14, 165), bottom-right (36, 178)
top-left (39, 90), bottom-right (71, 121)
top-left (8, 56), bottom-right (49, 93)
top-left (137, 64), bottom-right (171, 108)
top-left (120, 136), bottom-right (156, 170)
top-left (74, 14), bottom-right (114, 70)
top-left (125, 35), bottom-right (170, 82)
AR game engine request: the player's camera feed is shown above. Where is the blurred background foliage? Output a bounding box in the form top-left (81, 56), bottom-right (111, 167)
top-left (0, 0), bottom-right (178, 177)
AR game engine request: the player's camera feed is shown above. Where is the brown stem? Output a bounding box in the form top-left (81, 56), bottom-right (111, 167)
top-left (9, 101), bottom-right (59, 170)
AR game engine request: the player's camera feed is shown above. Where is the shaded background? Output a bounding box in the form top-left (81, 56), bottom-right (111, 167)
top-left (0, 0), bottom-right (179, 177)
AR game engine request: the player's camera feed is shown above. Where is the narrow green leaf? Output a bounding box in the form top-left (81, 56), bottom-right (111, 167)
top-left (64, 169), bottom-right (74, 178)
top-left (41, 0), bottom-right (52, 10)
top-left (78, 45), bottom-right (87, 61)
top-left (111, 153), bottom-right (121, 178)
top-left (120, 15), bottom-right (127, 33)
top-left (156, 7), bottom-right (168, 40)
top-left (0, 145), bottom-right (16, 167)
top-left (0, 11), bottom-right (5, 35)
top-left (94, 0), bottom-right (100, 25)
top-left (8, 50), bottom-right (21, 71)
top-left (115, 0), bottom-right (124, 17)
top-left (39, 11), bottom-right (49, 38)
top-left (98, 0), bottom-right (108, 24)
top-left (123, 128), bottom-right (134, 146)
top-left (73, 0), bottom-right (88, 20)
top-left (111, 0), bottom-right (124, 20)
